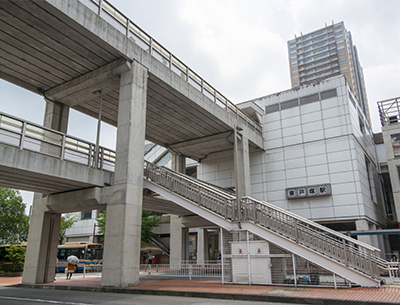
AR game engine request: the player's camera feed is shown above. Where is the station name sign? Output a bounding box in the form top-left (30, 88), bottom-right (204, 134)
top-left (285, 184), bottom-right (332, 199)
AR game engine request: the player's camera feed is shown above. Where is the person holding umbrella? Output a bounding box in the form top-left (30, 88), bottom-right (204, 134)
top-left (66, 255), bottom-right (78, 280)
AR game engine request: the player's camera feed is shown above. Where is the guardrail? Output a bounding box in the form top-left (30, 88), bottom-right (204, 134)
top-left (241, 197), bottom-right (384, 279)
top-left (0, 112), bottom-right (115, 171)
top-left (83, 264), bottom-right (103, 278)
top-left (377, 96), bottom-right (400, 126)
top-left (144, 161), bottom-right (236, 220)
top-left (141, 264), bottom-right (222, 280)
top-left (387, 262), bottom-right (400, 283)
top-left (81, 0), bottom-right (262, 135)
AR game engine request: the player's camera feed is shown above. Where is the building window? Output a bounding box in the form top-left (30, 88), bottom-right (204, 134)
top-left (155, 151), bottom-right (171, 167)
top-left (81, 210), bottom-right (92, 220)
top-left (391, 134), bottom-right (400, 157)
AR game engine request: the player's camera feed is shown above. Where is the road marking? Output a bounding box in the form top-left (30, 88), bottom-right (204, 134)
top-left (0, 296), bottom-right (89, 304)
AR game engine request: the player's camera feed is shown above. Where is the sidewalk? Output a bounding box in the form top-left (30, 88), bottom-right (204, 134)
top-left (2, 273), bottom-right (400, 305)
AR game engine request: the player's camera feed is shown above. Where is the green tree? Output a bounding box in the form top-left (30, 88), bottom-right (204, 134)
top-left (5, 245), bottom-right (26, 271)
top-left (59, 214), bottom-right (79, 245)
top-left (96, 210), bottom-right (160, 243)
top-left (0, 188), bottom-right (30, 244)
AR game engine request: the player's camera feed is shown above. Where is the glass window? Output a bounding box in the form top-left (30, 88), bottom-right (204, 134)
top-left (391, 134), bottom-right (400, 157)
top-left (81, 210), bottom-right (92, 220)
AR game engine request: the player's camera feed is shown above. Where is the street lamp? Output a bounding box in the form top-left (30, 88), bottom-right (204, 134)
top-left (234, 125), bottom-right (243, 228)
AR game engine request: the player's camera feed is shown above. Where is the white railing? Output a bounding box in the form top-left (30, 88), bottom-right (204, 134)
top-left (141, 264), bottom-right (222, 280)
top-left (83, 264), bottom-right (103, 278)
top-left (144, 161), bottom-right (236, 220)
top-left (0, 112), bottom-right (115, 171)
top-left (387, 262), bottom-right (400, 283)
top-left (377, 96), bottom-right (400, 126)
top-left (80, 0), bottom-right (262, 135)
top-left (241, 197), bottom-right (384, 279)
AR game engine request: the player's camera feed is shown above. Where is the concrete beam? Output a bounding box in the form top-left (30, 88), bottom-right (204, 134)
top-left (46, 187), bottom-right (104, 213)
top-left (170, 131), bottom-right (234, 160)
top-left (45, 60), bottom-right (125, 107)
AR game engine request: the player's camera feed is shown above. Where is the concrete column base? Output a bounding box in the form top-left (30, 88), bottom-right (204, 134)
top-left (22, 196), bottom-right (60, 284)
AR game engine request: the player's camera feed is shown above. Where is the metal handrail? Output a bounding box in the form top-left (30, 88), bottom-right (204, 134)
top-left (241, 196), bottom-right (382, 279)
top-left (377, 97), bottom-right (400, 126)
top-left (0, 112), bottom-right (115, 171)
top-left (82, 0), bottom-right (262, 134)
top-left (144, 161), bottom-right (236, 220)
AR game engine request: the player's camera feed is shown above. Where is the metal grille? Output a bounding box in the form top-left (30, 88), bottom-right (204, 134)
top-left (221, 230), bottom-right (350, 288)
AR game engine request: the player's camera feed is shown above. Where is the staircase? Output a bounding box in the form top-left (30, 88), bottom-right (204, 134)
top-left (143, 161), bottom-right (385, 287)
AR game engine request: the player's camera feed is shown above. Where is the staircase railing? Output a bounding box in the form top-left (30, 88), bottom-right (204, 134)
top-left (241, 197), bottom-right (383, 279)
top-left (151, 235), bottom-right (170, 256)
top-left (144, 161), bottom-right (236, 220)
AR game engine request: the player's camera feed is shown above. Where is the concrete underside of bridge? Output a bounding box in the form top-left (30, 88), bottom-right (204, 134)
top-left (0, 0), bottom-right (263, 287)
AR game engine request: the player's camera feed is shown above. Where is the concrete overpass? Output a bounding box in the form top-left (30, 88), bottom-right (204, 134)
top-left (0, 0), bottom-right (263, 287)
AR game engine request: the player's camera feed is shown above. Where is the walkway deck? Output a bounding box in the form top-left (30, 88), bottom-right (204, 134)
top-left (2, 274), bottom-right (400, 304)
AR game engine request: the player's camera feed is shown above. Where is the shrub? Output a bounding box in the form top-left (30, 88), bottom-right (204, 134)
top-left (5, 245), bottom-right (25, 272)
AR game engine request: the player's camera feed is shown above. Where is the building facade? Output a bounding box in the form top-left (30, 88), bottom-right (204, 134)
top-left (201, 75), bottom-right (388, 255)
top-left (288, 21), bottom-right (369, 123)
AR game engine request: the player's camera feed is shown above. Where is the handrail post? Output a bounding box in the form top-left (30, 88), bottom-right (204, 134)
top-left (19, 122), bottom-right (27, 150)
top-left (342, 239), bottom-right (349, 266)
top-left (294, 219), bottom-right (299, 243)
top-left (61, 135), bottom-right (66, 160)
top-left (98, 0), bottom-right (103, 16)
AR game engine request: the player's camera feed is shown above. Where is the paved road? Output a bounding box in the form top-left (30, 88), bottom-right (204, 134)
top-left (0, 287), bottom-right (302, 305)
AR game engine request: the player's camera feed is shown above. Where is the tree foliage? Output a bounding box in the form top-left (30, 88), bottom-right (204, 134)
top-left (0, 188), bottom-right (30, 244)
top-left (59, 214), bottom-right (79, 245)
top-left (6, 245), bottom-right (26, 264)
top-left (96, 210), bottom-right (160, 243)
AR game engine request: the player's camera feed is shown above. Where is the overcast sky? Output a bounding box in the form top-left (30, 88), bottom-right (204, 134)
top-left (1, 0), bottom-right (399, 208)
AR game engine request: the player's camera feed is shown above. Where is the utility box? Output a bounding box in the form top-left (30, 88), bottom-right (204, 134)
top-left (231, 240), bottom-right (271, 284)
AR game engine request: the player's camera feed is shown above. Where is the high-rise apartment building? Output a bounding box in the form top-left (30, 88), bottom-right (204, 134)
top-left (288, 21), bottom-right (370, 123)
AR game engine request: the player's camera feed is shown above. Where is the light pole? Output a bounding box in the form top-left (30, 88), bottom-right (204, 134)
top-left (92, 223), bottom-right (99, 243)
top-left (234, 125), bottom-right (243, 227)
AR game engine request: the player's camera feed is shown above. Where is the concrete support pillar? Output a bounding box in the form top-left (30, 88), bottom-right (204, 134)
top-left (171, 153), bottom-right (185, 173)
top-left (101, 61), bottom-right (148, 287)
top-left (369, 224), bottom-right (379, 249)
top-left (234, 129), bottom-right (251, 222)
top-left (197, 228), bottom-right (208, 264)
top-left (356, 219), bottom-right (372, 245)
top-left (43, 101), bottom-right (69, 133)
top-left (182, 227), bottom-right (189, 261)
top-left (170, 215), bottom-right (183, 265)
top-left (22, 197), bottom-right (60, 284)
top-left (22, 100), bottom-right (68, 284)
top-left (170, 153), bottom-right (186, 265)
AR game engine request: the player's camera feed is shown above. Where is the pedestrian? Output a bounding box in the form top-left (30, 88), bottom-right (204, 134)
top-left (142, 252), bottom-right (147, 264)
top-left (66, 261), bottom-right (75, 280)
top-left (148, 251), bottom-right (154, 264)
top-left (54, 258), bottom-right (58, 281)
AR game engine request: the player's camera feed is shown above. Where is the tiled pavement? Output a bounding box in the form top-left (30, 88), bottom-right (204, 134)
top-left (2, 275), bottom-right (400, 304)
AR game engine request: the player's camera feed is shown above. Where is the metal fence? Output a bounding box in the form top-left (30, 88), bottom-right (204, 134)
top-left (83, 264), bottom-right (103, 278)
top-left (0, 111), bottom-right (115, 171)
top-left (221, 230), bottom-right (350, 288)
top-left (141, 264), bottom-right (222, 280)
top-left (80, 0), bottom-right (262, 135)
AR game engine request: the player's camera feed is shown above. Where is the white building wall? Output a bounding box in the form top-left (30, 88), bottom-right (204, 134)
top-left (250, 75), bottom-right (385, 227)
